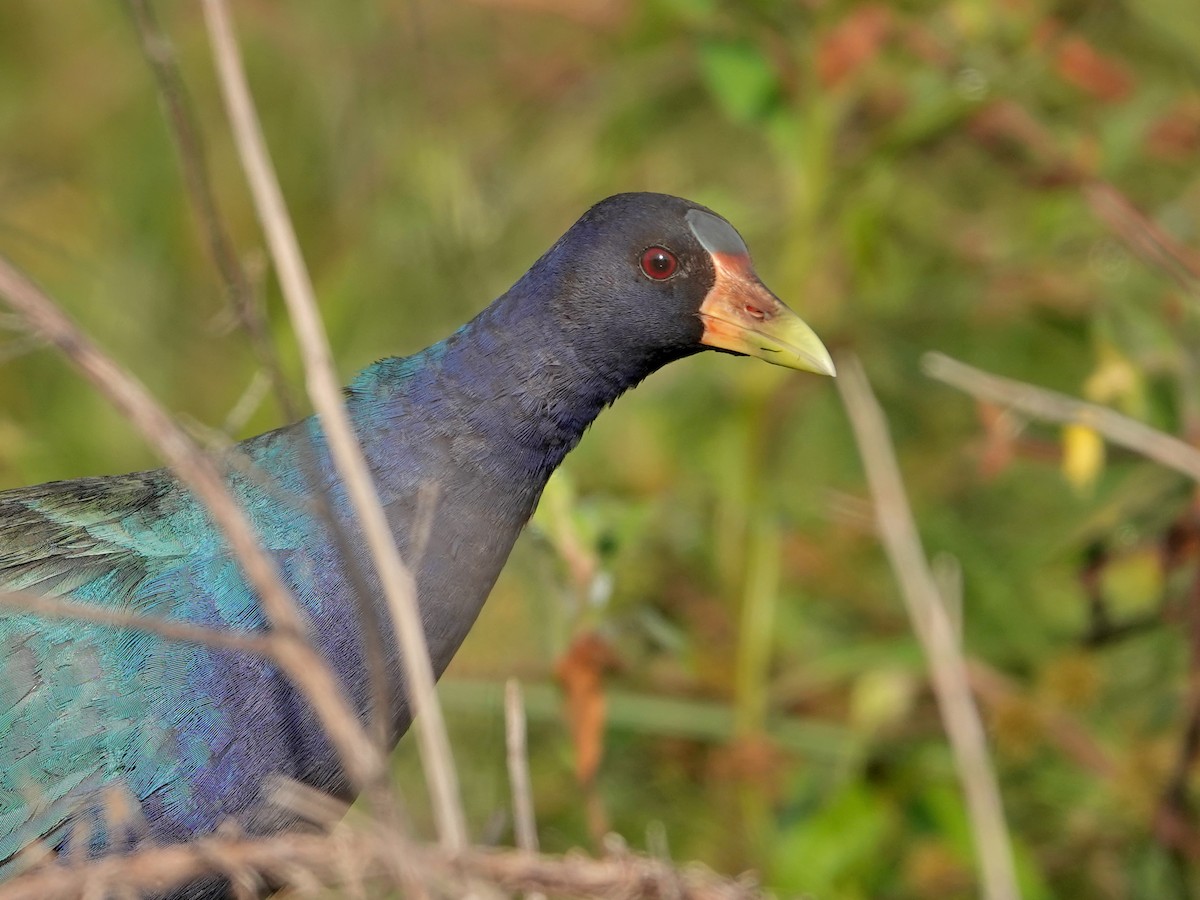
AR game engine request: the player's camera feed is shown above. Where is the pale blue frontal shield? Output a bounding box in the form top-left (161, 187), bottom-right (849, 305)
top-left (686, 209), bottom-right (750, 257)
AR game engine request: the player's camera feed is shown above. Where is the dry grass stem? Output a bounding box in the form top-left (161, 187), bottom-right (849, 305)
top-left (0, 831), bottom-right (759, 900)
top-left (200, 0), bottom-right (467, 848)
top-left (135, 0), bottom-right (395, 757)
top-left (505, 679), bottom-right (541, 860)
top-left (923, 351), bottom-right (1200, 482)
top-left (0, 589), bottom-right (277, 658)
top-left (0, 256), bottom-right (383, 793)
top-left (837, 354), bottom-right (1020, 900)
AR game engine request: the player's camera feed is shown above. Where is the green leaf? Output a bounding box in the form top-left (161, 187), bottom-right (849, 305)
top-left (698, 39), bottom-right (778, 124)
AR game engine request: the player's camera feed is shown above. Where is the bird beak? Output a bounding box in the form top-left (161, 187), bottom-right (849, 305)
top-left (698, 252), bottom-right (836, 377)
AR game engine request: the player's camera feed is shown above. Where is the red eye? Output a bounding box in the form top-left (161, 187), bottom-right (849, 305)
top-left (640, 246), bottom-right (678, 280)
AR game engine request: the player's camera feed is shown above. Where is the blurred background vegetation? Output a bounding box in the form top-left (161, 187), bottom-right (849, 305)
top-left (2, 1), bottom-right (1200, 897)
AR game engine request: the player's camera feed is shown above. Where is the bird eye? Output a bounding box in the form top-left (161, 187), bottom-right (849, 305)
top-left (640, 246), bottom-right (678, 280)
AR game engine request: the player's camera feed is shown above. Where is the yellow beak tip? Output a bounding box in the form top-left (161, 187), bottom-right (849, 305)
top-left (811, 352), bottom-right (837, 378)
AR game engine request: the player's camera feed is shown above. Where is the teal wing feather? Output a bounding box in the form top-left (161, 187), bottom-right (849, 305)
top-left (0, 473), bottom-right (192, 867)
top-left (0, 427), bottom-right (330, 874)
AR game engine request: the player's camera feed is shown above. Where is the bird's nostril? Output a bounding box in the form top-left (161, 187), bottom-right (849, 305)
top-left (744, 304), bottom-right (765, 320)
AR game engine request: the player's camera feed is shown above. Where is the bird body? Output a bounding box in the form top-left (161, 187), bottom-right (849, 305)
top-left (0, 193), bottom-right (833, 882)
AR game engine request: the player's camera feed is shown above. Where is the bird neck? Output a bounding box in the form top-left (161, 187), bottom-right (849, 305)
top-left (453, 298), bottom-right (640, 475)
top-left (352, 278), bottom-right (678, 484)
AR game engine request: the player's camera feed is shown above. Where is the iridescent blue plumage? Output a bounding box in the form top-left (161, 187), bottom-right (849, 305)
top-left (0, 193), bottom-right (831, 894)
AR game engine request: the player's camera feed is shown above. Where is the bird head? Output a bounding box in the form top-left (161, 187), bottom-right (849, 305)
top-left (541, 193), bottom-right (835, 378)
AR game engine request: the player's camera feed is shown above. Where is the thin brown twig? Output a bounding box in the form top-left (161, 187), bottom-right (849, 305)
top-left (1153, 558), bottom-right (1200, 867)
top-left (837, 353), bottom-right (1020, 900)
top-left (505, 679), bottom-right (540, 855)
top-left (0, 587), bottom-right (411, 780)
top-left (0, 589), bottom-right (276, 658)
top-left (124, 0), bottom-right (297, 421)
top-left (923, 351), bottom-right (1200, 483)
top-left (0, 830), bottom-right (758, 900)
top-left (968, 102), bottom-right (1200, 295)
top-left (0, 257), bottom-right (383, 793)
top-left (1083, 181), bottom-right (1200, 297)
top-left (965, 660), bottom-right (1117, 779)
top-left (200, 0), bottom-right (468, 849)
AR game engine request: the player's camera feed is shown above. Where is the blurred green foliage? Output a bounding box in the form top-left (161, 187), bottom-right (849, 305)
top-left (3, 0), bottom-right (1200, 896)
